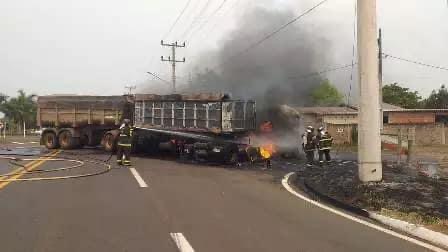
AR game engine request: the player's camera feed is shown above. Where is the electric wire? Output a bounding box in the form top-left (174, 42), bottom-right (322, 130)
top-left (217, 0), bottom-right (331, 67)
top-left (183, 0), bottom-right (216, 39)
top-left (147, 71), bottom-right (171, 84)
top-left (172, 0), bottom-right (202, 40)
top-left (347, 0), bottom-right (357, 106)
top-left (163, 0), bottom-right (193, 39)
top-left (147, 71), bottom-right (187, 86)
top-left (186, 0), bottom-right (228, 41)
top-left (288, 63), bottom-right (356, 80)
top-left (191, 0), bottom-right (251, 45)
top-left (383, 53), bottom-right (448, 72)
top-left (179, 0), bottom-right (214, 39)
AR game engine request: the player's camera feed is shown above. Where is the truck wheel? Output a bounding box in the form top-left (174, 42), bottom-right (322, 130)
top-left (103, 133), bottom-right (116, 152)
top-left (42, 131), bottom-right (59, 149)
top-left (59, 131), bottom-right (78, 149)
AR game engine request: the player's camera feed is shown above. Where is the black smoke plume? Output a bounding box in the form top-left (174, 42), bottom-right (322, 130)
top-left (184, 2), bottom-right (331, 116)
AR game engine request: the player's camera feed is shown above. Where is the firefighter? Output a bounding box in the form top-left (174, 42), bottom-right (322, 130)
top-left (316, 126), bottom-right (333, 165)
top-left (302, 126), bottom-right (316, 167)
top-left (116, 119), bottom-right (134, 166)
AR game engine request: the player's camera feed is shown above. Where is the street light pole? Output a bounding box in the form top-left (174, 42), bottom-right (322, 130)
top-left (357, 0), bottom-right (382, 182)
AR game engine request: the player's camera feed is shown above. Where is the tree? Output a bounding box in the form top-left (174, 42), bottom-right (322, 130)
top-left (423, 85), bottom-right (448, 109)
top-left (0, 90), bottom-right (37, 132)
top-left (310, 79), bottom-right (344, 106)
top-left (0, 93), bottom-right (7, 104)
top-left (382, 83), bottom-right (421, 109)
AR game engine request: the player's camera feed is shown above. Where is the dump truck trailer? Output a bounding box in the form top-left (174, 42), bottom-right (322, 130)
top-left (37, 95), bottom-right (134, 150)
top-left (38, 93), bottom-right (256, 163)
top-left (131, 93), bottom-right (256, 163)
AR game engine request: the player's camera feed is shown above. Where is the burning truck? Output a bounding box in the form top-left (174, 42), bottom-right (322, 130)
top-left (37, 93), bottom-right (274, 164)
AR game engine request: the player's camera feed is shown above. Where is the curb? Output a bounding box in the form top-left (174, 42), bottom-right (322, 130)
top-left (302, 179), bottom-right (370, 218)
top-left (284, 172), bottom-right (448, 252)
top-left (369, 212), bottom-right (448, 250)
top-left (301, 178), bottom-right (448, 249)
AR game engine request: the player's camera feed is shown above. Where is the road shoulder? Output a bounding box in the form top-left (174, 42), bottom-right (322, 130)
top-left (283, 172), bottom-right (448, 252)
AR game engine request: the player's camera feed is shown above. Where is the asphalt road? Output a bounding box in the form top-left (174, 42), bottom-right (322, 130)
top-left (0, 142), bottom-right (434, 252)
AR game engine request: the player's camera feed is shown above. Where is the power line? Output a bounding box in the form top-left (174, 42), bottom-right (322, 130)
top-left (189, 0), bottom-right (243, 44)
top-left (218, 0), bottom-right (330, 66)
top-left (383, 53), bottom-right (448, 71)
top-left (179, 0), bottom-right (214, 39)
top-left (189, 0), bottom-right (242, 45)
top-left (288, 63), bottom-right (355, 80)
top-left (347, 0), bottom-right (357, 105)
top-left (186, 0), bottom-right (228, 41)
top-left (147, 71), bottom-right (171, 84)
top-left (173, 0), bottom-right (202, 40)
top-left (162, 0), bottom-right (193, 39)
top-left (184, 0), bottom-right (224, 40)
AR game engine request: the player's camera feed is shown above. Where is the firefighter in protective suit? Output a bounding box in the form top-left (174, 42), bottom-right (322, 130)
top-left (316, 126), bottom-right (333, 165)
top-left (116, 119), bottom-right (133, 166)
top-left (302, 126), bottom-right (316, 167)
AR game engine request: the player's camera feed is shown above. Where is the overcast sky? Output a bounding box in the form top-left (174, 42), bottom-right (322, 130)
top-left (1, 0), bottom-right (447, 98)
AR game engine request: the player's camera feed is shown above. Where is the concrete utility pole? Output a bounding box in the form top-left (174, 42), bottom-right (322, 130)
top-left (378, 28), bottom-right (383, 131)
top-left (357, 0), bottom-right (382, 182)
top-left (125, 85), bottom-right (136, 95)
top-left (161, 41), bottom-right (186, 93)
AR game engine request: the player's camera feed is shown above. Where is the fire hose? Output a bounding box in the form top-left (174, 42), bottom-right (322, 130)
top-left (0, 154), bottom-right (112, 182)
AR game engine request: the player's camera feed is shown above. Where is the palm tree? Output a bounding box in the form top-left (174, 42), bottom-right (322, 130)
top-left (0, 90), bottom-right (37, 135)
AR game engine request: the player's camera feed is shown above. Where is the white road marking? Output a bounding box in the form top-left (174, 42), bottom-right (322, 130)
top-left (170, 233), bottom-right (195, 252)
top-left (282, 172), bottom-right (446, 252)
top-left (129, 167), bottom-right (148, 187)
top-left (28, 141), bottom-right (38, 144)
top-left (11, 142), bottom-right (24, 145)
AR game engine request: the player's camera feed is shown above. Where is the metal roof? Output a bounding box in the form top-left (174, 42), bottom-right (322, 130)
top-left (134, 93), bottom-right (232, 102)
top-left (348, 102), bottom-right (404, 111)
top-left (291, 106), bottom-right (358, 115)
top-left (382, 103), bottom-right (404, 110)
top-left (383, 109), bottom-right (448, 112)
top-left (291, 104), bottom-right (448, 115)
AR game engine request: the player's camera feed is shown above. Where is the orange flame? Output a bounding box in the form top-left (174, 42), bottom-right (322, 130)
top-left (259, 144), bottom-right (275, 159)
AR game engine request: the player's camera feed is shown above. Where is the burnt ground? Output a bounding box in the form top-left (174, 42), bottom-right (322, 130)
top-left (297, 160), bottom-right (448, 233)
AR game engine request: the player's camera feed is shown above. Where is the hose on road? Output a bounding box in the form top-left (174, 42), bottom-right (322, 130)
top-left (0, 155), bottom-right (111, 182)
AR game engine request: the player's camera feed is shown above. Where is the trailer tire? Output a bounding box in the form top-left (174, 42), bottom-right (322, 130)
top-left (42, 131), bottom-right (59, 149)
top-left (59, 130), bottom-right (79, 149)
top-left (103, 133), bottom-right (116, 152)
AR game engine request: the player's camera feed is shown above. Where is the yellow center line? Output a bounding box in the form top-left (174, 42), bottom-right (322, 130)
top-left (0, 150), bottom-right (61, 190)
top-left (0, 158), bottom-right (42, 180)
